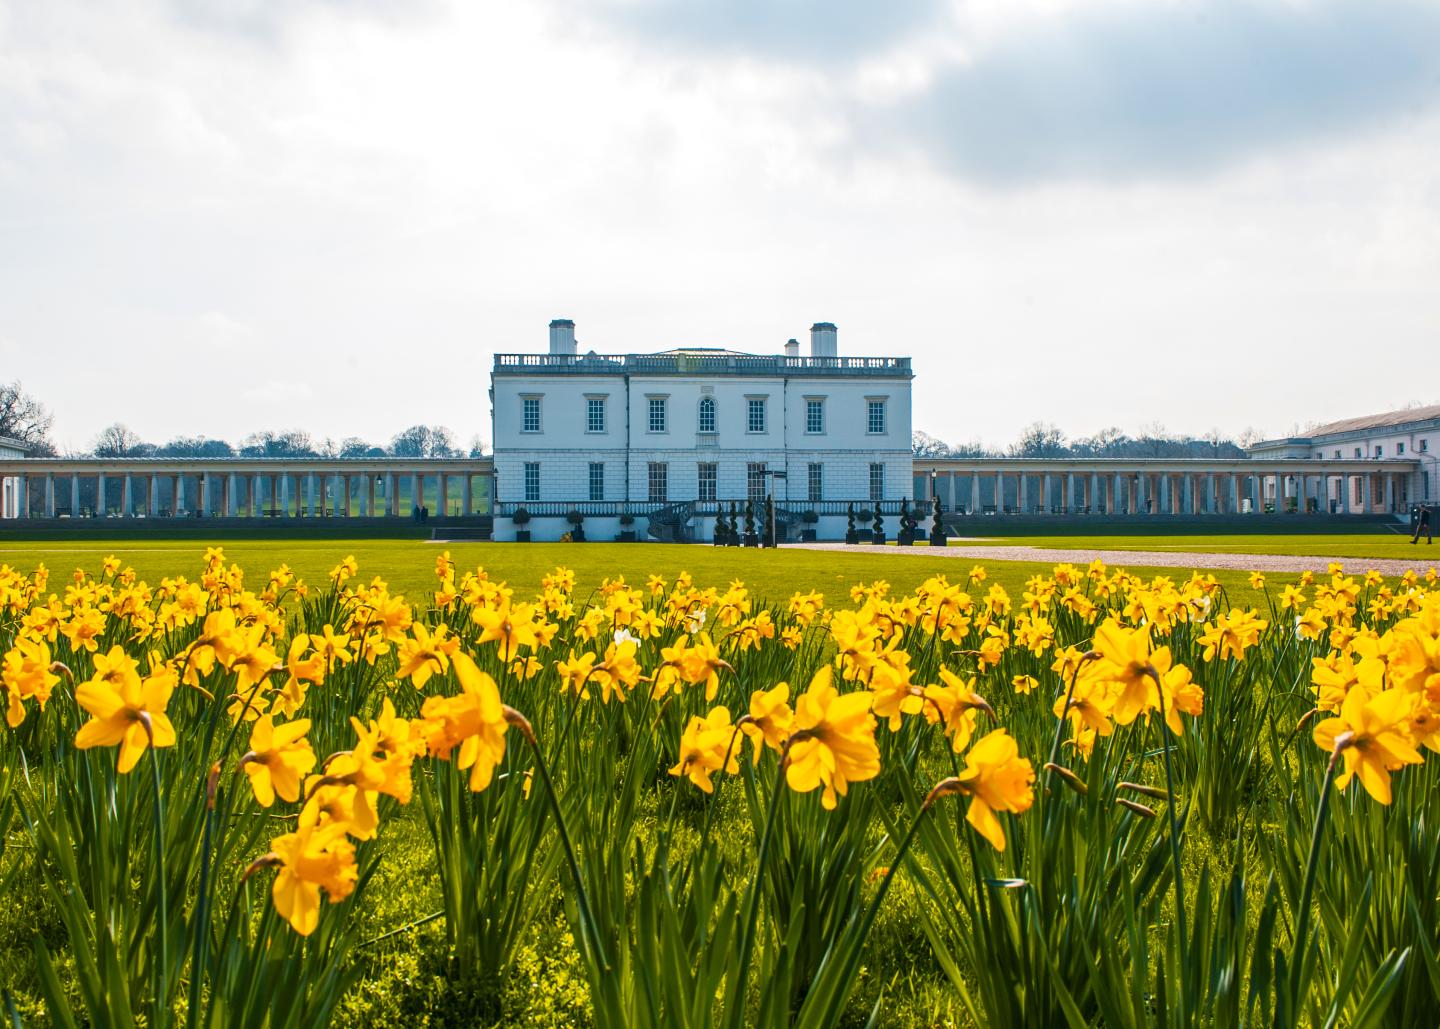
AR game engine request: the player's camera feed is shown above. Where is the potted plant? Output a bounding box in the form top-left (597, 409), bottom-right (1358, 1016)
top-left (928, 494), bottom-right (947, 546)
top-left (511, 506), bottom-right (531, 543)
top-left (619, 512), bottom-right (636, 542)
top-left (871, 505), bottom-right (886, 546)
top-left (742, 499), bottom-right (759, 548)
top-left (801, 508), bottom-right (819, 543)
top-left (566, 508), bottom-right (586, 542)
top-left (845, 503), bottom-right (858, 545)
top-left (713, 508), bottom-right (728, 546)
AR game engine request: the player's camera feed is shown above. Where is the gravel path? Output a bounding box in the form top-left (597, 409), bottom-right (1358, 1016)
top-left (782, 541), bottom-right (1440, 577)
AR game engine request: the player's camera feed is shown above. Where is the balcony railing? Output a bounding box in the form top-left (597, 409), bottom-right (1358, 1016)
top-left (494, 499), bottom-right (916, 518)
top-left (492, 353), bottom-right (912, 378)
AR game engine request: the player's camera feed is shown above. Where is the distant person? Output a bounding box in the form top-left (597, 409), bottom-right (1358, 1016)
top-left (412, 504), bottom-right (420, 523)
top-left (1412, 504), bottom-right (1432, 544)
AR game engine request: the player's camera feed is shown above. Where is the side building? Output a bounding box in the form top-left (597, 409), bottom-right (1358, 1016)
top-left (1248, 405), bottom-right (1440, 510)
top-left (490, 320), bottom-right (913, 541)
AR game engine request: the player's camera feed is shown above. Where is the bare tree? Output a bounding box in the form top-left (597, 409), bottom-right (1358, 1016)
top-left (92, 423), bottom-right (149, 457)
top-left (467, 434), bottom-right (489, 458)
top-left (911, 430), bottom-right (951, 458)
top-left (1010, 421), bottom-right (1068, 458)
top-left (0, 381), bottom-right (55, 454)
top-left (390, 425), bottom-right (459, 458)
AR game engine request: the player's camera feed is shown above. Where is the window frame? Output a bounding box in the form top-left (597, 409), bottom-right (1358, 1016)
top-left (808, 462), bottom-right (823, 502)
top-left (868, 462), bottom-right (885, 502)
top-left (746, 462), bottom-right (768, 504)
top-left (588, 462), bottom-right (604, 502)
top-left (647, 395), bottom-right (669, 434)
top-left (585, 395), bottom-right (607, 434)
top-left (866, 397), bottom-right (887, 435)
top-left (697, 462), bottom-right (718, 502)
top-left (523, 462), bottom-right (541, 503)
top-left (521, 395), bottom-right (542, 434)
top-left (804, 396), bottom-right (825, 435)
top-left (746, 395), bottom-right (767, 435)
top-left (647, 461), bottom-right (669, 502)
top-left (697, 396), bottom-right (717, 434)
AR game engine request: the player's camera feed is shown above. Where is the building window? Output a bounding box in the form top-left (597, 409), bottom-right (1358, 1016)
top-left (869, 463), bottom-right (885, 502)
top-left (588, 462), bottom-right (604, 502)
top-left (1354, 448), bottom-right (1362, 458)
top-left (1422, 439), bottom-right (1430, 453)
top-left (1334, 450), bottom-right (1340, 459)
top-left (1375, 445), bottom-right (1384, 458)
top-left (586, 397), bottom-right (606, 433)
top-left (808, 463), bottom-right (823, 502)
top-left (747, 463), bottom-right (768, 504)
top-left (522, 397), bottom-right (542, 433)
top-left (648, 462), bottom-right (668, 502)
top-left (698, 396), bottom-right (716, 433)
top-left (747, 397), bottom-right (767, 434)
top-left (524, 462), bottom-right (540, 502)
top-left (648, 397), bottom-right (668, 433)
top-left (867, 399), bottom-right (886, 435)
top-left (698, 462), bottom-right (717, 502)
top-left (805, 398), bottom-right (825, 434)
top-left (1398, 442), bottom-right (1405, 455)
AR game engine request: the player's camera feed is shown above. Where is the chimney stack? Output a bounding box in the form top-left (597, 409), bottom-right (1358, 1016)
top-left (809, 322), bottom-right (837, 358)
top-left (784, 338), bottom-right (799, 358)
top-left (548, 318), bottom-right (576, 356)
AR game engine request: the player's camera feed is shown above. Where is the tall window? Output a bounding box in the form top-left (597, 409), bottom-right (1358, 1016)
top-left (747, 397), bottom-right (766, 433)
top-left (805, 398), bottom-right (824, 434)
top-left (522, 397), bottom-right (542, 433)
top-left (808, 462), bottom-right (823, 502)
top-left (648, 462), bottom-right (668, 502)
top-left (524, 462), bottom-right (540, 502)
top-left (869, 463), bottom-right (884, 502)
top-left (1398, 442), bottom-right (1405, 455)
top-left (648, 397), bottom-right (668, 433)
top-left (1422, 439), bottom-right (1430, 453)
top-left (866, 399), bottom-right (886, 435)
top-left (698, 396), bottom-right (716, 433)
top-left (586, 397), bottom-right (606, 433)
top-left (1375, 445), bottom-right (1384, 458)
top-left (588, 462), bottom-right (604, 501)
top-left (698, 462), bottom-right (717, 502)
top-left (747, 462), bottom-right (768, 503)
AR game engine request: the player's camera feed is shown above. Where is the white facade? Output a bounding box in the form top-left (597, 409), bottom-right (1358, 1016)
top-left (0, 438), bottom-right (27, 519)
top-left (491, 320), bottom-right (913, 541)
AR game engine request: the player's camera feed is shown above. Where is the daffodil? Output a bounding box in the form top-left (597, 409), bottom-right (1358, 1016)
top-left (785, 666), bottom-right (880, 810)
top-left (953, 728), bottom-right (1035, 852)
top-left (241, 715), bottom-right (317, 807)
top-left (74, 661), bottom-right (178, 773)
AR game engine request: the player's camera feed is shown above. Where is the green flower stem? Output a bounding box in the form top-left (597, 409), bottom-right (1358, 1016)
top-left (1148, 667), bottom-right (1189, 1026)
top-left (1291, 745), bottom-right (1344, 999)
top-left (149, 746), bottom-right (171, 1029)
top-left (723, 755), bottom-right (788, 1029)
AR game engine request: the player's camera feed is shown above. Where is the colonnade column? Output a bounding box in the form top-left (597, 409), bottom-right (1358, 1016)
top-left (386, 472), bottom-right (397, 516)
top-left (993, 473), bottom-right (1002, 513)
top-left (15, 476), bottom-right (25, 518)
top-left (1385, 474), bottom-right (1396, 513)
top-left (149, 475), bottom-right (159, 517)
top-left (123, 475), bottom-right (134, 516)
top-left (69, 475), bottom-right (80, 517)
top-left (462, 474), bottom-right (473, 517)
top-left (1018, 473), bottom-right (1028, 514)
top-left (969, 475), bottom-right (979, 515)
top-left (44, 474), bottom-right (55, 517)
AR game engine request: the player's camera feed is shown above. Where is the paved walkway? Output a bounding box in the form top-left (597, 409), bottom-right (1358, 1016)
top-left (782, 541), bottom-right (1440, 577)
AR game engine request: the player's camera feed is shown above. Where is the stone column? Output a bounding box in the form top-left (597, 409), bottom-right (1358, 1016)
top-left (123, 475), bottom-right (134, 516)
top-left (149, 475), bottom-right (159, 516)
top-left (439, 474), bottom-right (449, 517)
top-left (462, 474), bottom-right (473, 516)
top-left (251, 474), bottom-right (262, 516)
top-left (1018, 473), bottom-right (1028, 513)
top-left (15, 475), bottom-right (26, 518)
top-left (413, 473), bottom-right (424, 513)
top-left (342, 475), bottom-right (352, 517)
top-left (44, 474), bottom-right (55, 517)
top-left (97, 473), bottom-right (108, 517)
top-left (1181, 475), bottom-right (1192, 514)
top-left (385, 472), bottom-right (396, 516)
top-left (278, 474), bottom-right (289, 516)
top-left (366, 475), bottom-right (376, 517)
top-left (1384, 474), bottom-right (1395, 513)
top-left (303, 472), bottom-right (314, 517)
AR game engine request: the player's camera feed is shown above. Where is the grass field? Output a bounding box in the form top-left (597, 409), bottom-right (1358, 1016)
top-left (945, 532), bottom-right (1433, 560)
top-left (3, 534), bottom-right (1437, 1026)
top-left (0, 537), bottom-right (1269, 609)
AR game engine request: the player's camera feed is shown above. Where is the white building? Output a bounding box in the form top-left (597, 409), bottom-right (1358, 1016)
top-left (490, 320), bottom-right (914, 541)
top-left (0, 437), bottom-right (28, 519)
top-left (1248, 406), bottom-right (1440, 510)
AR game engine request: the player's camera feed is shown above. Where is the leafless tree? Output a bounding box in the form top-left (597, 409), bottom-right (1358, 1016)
top-left (0, 381), bottom-right (55, 454)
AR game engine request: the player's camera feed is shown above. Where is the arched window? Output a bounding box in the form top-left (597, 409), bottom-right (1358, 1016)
top-left (698, 396), bottom-right (716, 433)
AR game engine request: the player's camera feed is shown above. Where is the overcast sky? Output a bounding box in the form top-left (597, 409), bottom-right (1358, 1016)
top-left (3, 0), bottom-right (1439, 454)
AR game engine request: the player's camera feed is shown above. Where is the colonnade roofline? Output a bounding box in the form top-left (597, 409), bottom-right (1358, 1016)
top-left (0, 457), bottom-right (495, 475)
top-left (914, 457), bottom-right (1420, 474)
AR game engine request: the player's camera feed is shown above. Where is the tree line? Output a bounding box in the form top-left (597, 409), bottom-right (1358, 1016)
top-left (912, 420), bottom-right (1254, 460)
top-left (0, 381), bottom-right (488, 460)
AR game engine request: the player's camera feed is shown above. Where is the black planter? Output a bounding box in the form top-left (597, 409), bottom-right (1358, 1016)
top-left (571, 526), bottom-right (586, 542)
top-left (871, 531), bottom-right (887, 545)
top-left (800, 529), bottom-right (817, 542)
top-left (898, 535), bottom-right (913, 546)
top-left (515, 530), bottom-right (531, 543)
top-left (743, 532), bottom-right (760, 548)
top-left (845, 530), bottom-right (858, 545)
top-left (619, 530), bottom-right (637, 542)
top-left (929, 528), bottom-right (947, 546)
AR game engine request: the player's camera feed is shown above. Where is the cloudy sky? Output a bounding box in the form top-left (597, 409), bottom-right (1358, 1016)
top-left (3, 0), bottom-right (1439, 453)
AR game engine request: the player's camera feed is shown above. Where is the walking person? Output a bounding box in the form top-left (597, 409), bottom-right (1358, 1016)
top-left (1412, 504), bottom-right (1432, 544)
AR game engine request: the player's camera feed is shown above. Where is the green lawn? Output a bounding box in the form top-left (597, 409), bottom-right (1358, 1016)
top-left (945, 532), bottom-right (1433, 561)
top-left (0, 537), bottom-right (1274, 610)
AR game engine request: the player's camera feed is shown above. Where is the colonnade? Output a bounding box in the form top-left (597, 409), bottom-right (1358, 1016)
top-left (919, 461), bottom-right (1417, 516)
top-left (0, 461), bottom-right (496, 519)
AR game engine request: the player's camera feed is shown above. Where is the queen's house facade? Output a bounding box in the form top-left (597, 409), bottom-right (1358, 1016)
top-left (489, 319), bottom-right (914, 541)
